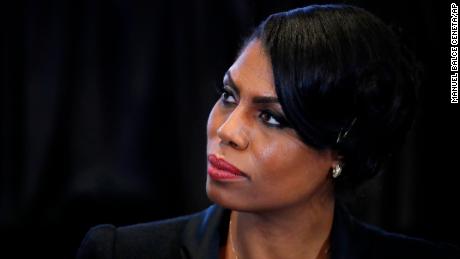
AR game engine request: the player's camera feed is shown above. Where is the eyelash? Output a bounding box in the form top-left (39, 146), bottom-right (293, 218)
top-left (216, 86), bottom-right (289, 129)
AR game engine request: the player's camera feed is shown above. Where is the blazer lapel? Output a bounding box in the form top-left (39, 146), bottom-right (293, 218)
top-left (330, 202), bottom-right (371, 259)
top-left (180, 205), bottom-right (230, 259)
top-left (180, 202), bottom-right (368, 259)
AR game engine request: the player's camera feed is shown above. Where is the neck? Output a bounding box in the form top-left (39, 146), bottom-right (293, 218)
top-left (227, 191), bottom-right (334, 259)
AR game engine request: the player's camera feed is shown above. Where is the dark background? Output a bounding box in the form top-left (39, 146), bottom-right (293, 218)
top-left (1, 0), bottom-right (459, 258)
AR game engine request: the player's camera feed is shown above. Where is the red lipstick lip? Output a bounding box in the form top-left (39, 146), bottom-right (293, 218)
top-left (207, 154), bottom-right (247, 180)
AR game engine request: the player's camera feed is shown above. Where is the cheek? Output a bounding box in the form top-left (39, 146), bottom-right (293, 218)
top-left (252, 139), bottom-right (300, 176)
top-left (252, 130), bottom-right (300, 166)
top-left (251, 136), bottom-right (328, 184)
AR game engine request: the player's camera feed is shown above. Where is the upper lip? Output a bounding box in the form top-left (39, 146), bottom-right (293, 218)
top-left (208, 154), bottom-right (246, 176)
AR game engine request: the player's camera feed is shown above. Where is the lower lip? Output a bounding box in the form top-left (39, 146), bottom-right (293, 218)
top-left (207, 164), bottom-right (246, 181)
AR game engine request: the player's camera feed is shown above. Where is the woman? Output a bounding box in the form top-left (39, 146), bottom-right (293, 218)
top-left (77, 4), bottom-right (459, 259)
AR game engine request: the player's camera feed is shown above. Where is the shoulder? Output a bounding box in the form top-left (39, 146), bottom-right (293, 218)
top-left (332, 203), bottom-right (460, 259)
top-left (352, 218), bottom-right (460, 259)
top-left (77, 224), bottom-right (117, 258)
top-left (77, 206), bottom-right (220, 259)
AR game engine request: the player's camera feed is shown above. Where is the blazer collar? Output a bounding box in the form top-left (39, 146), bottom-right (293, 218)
top-left (181, 202), bottom-right (362, 259)
top-left (330, 202), bottom-right (369, 259)
top-left (181, 205), bottom-right (230, 258)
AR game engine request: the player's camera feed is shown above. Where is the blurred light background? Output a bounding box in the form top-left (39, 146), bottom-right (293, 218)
top-left (1, 0), bottom-right (459, 258)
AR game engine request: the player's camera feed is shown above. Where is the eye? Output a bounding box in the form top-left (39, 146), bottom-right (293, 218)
top-left (259, 110), bottom-right (282, 127)
top-left (221, 88), bottom-right (237, 105)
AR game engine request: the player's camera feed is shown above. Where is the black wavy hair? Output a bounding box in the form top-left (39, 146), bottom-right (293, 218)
top-left (246, 4), bottom-right (420, 194)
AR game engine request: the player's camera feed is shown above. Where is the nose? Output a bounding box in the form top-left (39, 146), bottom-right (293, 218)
top-left (216, 108), bottom-right (249, 150)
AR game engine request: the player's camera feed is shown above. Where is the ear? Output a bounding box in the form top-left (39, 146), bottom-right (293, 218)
top-left (329, 150), bottom-right (344, 168)
top-left (327, 150), bottom-right (344, 179)
top-left (318, 148), bottom-right (343, 170)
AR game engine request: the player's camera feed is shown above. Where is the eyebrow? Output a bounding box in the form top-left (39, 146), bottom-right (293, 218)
top-left (224, 71), bottom-right (279, 104)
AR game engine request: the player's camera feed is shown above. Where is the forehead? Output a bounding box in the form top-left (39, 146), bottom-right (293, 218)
top-left (227, 40), bottom-right (275, 96)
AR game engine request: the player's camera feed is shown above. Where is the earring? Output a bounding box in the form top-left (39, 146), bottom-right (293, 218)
top-left (332, 164), bottom-right (342, 178)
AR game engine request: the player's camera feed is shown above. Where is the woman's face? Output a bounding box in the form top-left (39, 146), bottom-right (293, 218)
top-left (206, 40), bottom-right (337, 212)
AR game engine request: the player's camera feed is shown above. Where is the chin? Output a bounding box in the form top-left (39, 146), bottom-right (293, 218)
top-left (205, 177), bottom-right (227, 206)
top-left (205, 177), bottom-right (269, 212)
top-left (206, 177), bottom-right (241, 210)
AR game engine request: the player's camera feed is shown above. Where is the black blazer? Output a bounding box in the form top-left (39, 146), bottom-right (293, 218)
top-left (77, 203), bottom-right (459, 259)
